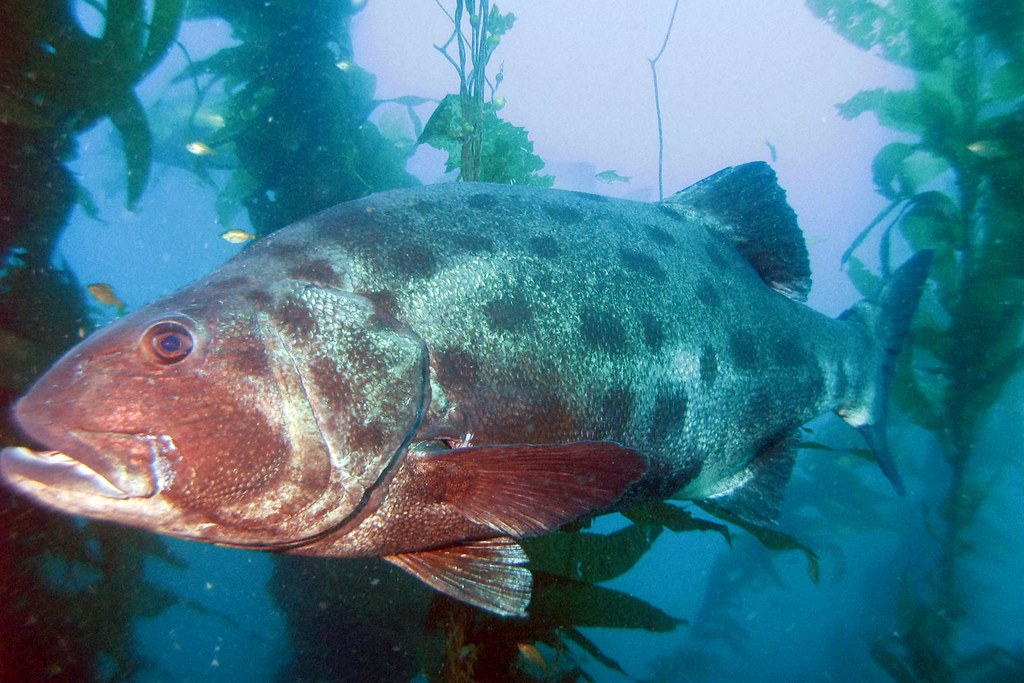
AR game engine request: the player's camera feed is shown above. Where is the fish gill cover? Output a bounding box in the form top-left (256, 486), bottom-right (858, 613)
top-left (0, 1), bottom-right (1021, 682)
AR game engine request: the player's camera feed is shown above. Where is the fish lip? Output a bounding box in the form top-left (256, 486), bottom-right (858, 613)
top-left (0, 446), bottom-right (131, 499)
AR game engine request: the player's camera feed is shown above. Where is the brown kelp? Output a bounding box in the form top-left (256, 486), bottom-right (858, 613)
top-left (1, 2), bottom-right (188, 679)
top-left (807, 0), bottom-right (1024, 679)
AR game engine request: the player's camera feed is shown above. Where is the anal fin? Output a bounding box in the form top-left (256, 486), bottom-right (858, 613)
top-left (699, 433), bottom-right (797, 525)
top-left (384, 536), bottom-right (531, 616)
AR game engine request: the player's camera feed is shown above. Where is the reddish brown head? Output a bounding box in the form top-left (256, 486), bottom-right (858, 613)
top-left (1, 263), bottom-right (428, 550)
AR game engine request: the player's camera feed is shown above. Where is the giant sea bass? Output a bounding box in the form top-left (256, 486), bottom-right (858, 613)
top-left (1, 163), bottom-right (930, 615)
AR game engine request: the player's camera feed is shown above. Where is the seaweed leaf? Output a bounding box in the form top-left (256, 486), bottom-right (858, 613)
top-left (530, 573), bottom-right (684, 631)
top-left (523, 523), bottom-right (662, 584)
top-left (694, 501), bottom-right (820, 582)
top-left (107, 90), bottom-right (153, 209)
top-left (562, 627), bottom-right (637, 681)
top-left (625, 500), bottom-right (732, 545)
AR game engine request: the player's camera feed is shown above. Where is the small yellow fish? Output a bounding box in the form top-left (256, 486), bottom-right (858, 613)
top-left (966, 139), bottom-right (1008, 159)
top-left (87, 283), bottom-right (125, 311)
top-left (596, 170), bottom-right (631, 184)
top-left (194, 110), bottom-right (226, 129)
top-left (221, 229), bottom-right (257, 244)
top-left (516, 642), bottom-right (548, 673)
top-left (186, 141), bottom-right (216, 156)
top-left (335, 60), bottom-right (352, 72)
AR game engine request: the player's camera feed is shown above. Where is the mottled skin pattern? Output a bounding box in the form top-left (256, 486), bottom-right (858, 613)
top-left (1, 180), bottom-right (879, 565)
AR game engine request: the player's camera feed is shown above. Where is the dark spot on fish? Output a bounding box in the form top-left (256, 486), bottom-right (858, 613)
top-left (542, 203), bottom-right (584, 224)
top-left (442, 230), bottom-right (494, 254)
top-left (266, 242), bottom-right (305, 260)
top-left (244, 289), bottom-right (274, 308)
top-left (600, 387), bottom-right (635, 435)
top-left (619, 248), bottom-right (667, 282)
top-left (291, 258), bottom-right (341, 287)
top-left (466, 193), bottom-right (500, 210)
top-left (696, 278), bottom-right (722, 308)
top-left (277, 296), bottom-right (316, 337)
top-left (211, 275), bottom-right (253, 290)
top-left (412, 199), bottom-right (439, 215)
top-left (580, 310), bottom-right (627, 353)
top-left (309, 357), bottom-right (354, 413)
top-left (657, 204), bottom-right (682, 221)
top-left (359, 289), bottom-right (401, 321)
top-left (639, 313), bottom-right (665, 352)
top-left (646, 224), bottom-right (678, 247)
top-left (529, 235), bottom-right (560, 259)
top-left (774, 336), bottom-right (807, 367)
top-left (484, 294), bottom-right (533, 333)
top-left (729, 330), bottom-right (759, 369)
top-left (700, 345), bottom-right (718, 386)
top-left (387, 242), bottom-right (437, 278)
top-left (649, 386), bottom-right (688, 444)
top-left (434, 348), bottom-right (479, 389)
top-left (226, 333), bottom-right (271, 377)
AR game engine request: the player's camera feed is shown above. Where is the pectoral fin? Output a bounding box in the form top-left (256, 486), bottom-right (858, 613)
top-left (409, 441), bottom-right (649, 536)
top-left (384, 536), bottom-right (531, 616)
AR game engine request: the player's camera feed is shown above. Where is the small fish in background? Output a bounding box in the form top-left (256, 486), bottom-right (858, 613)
top-left (193, 109), bottom-right (226, 130)
top-left (765, 139), bottom-right (778, 163)
top-left (335, 59), bottom-right (352, 72)
top-left (220, 229), bottom-right (257, 244)
top-left (517, 642), bottom-right (549, 673)
top-left (595, 169), bottom-right (631, 184)
top-left (86, 283), bottom-right (125, 314)
top-left (966, 139), bottom-right (1009, 159)
top-left (185, 141), bottom-right (217, 156)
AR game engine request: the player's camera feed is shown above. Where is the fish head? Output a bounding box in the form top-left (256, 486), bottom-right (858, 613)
top-left (1, 270), bottom-right (429, 550)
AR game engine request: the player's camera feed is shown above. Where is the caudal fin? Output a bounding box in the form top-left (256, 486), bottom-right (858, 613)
top-left (839, 251), bottom-right (933, 495)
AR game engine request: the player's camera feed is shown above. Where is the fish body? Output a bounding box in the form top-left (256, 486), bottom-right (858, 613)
top-left (0, 163), bottom-right (929, 615)
top-left (595, 169), bottom-right (630, 184)
top-left (220, 229), bottom-right (257, 244)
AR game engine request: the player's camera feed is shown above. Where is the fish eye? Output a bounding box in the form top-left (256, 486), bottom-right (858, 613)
top-left (142, 321), bottom-right (194, 365)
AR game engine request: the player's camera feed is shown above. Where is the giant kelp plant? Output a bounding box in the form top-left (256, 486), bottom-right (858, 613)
top-left (807, 0), bottom-right (1024, 679)
top-left (0, 2), bottom-right (188, 680)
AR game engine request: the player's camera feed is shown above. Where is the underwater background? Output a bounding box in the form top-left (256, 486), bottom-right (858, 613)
top-left (1, 1), bottom-right (1022, 681)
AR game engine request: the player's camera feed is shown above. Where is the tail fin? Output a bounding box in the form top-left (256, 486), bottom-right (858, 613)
top-left (839, 251), bottom-right (933, 495)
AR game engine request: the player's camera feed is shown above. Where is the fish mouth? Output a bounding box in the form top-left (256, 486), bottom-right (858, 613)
top-left (1, 446), bottom-right (132, 499)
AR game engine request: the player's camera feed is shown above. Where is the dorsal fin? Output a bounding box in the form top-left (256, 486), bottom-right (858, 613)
top-left (661, 162), bottom-right (812, 301)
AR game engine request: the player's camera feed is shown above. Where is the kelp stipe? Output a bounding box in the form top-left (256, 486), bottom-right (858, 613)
top-left (809, 0), bottom-right (1024, 678)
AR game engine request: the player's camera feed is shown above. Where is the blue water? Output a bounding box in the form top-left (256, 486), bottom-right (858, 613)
top-left (5, 2), bottom-right (1023, 681)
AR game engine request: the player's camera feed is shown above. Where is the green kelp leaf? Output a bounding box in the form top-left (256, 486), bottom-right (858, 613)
top-left (900, 191), bottom-right (961, 251)
top-left (694, 501), bottom-right (820, 582)
top-left (141, 0), bottom-right (186, 74)
top-left (992, 59), bottom-right (1024, 102)
top-left (479, 109), bottom-right (553, 186)
top-left (530, 574), bottom-right (684, 631)
top-left (901, 151), bottom-right (952, 193)
top-left (487, 5), bottom-right (516, 37)
top-left (806, 0), bottom-right (897, 56)
top-left (838, 89), bottom-right (925, 135)
top-left (892, 343), bottom-right (944, 432)
top-left (870, 633), bottom-right (921, 683)
top-left (625, 501), bottom-right (732, 545)
top-left (419, 94), bottom-right (464, 171)
top-left (108, 90), bottom-right (153, 209)
top-left (871, 142), bottom-right (917, 199)
top-left (523, 523), bottom-right (663, 584)
top-left (846, 255), bottom-right (883, 297)
top-left (561, 627), bottom-right (634, 680)
top-left (420, 94), bottom-right (554, 185)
